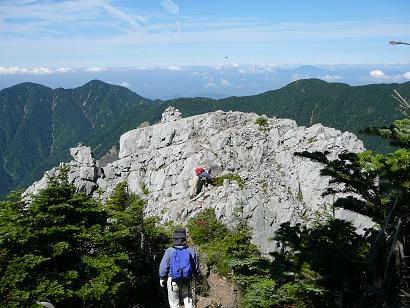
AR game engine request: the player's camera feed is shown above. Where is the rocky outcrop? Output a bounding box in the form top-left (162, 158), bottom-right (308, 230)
top-left (161, 106), bottom-right (182, 123)
top-left (25, 109), bottom-right (371, 254)
top-left (25, 145), bottom-right (98, 197)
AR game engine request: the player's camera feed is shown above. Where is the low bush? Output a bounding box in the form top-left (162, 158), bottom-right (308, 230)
top-left (255, 116), bottom-right (268, 127)
top-left (213, 173), bottom-right (245, 189)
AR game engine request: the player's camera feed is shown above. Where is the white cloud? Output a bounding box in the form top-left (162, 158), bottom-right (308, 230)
top-left (0, 66), bottom-right (19, 74)
top-left (85, 67), bottom-right (107, 72)
top-left (120, 81), bottom-right (130, 88)
top-left (291, 73), bottom-right (341, 83)
top-left (0, 66), bottom-right (71, 75)
top-left (318, 74), bottom-right (342, 82)
top-left (368, 69), bottom-right (407, 82)
top-left (370, 70), bottom-right (385, 78)
top-left (291, 74), bottom-right (303, 82)
top-left (29, 67), bottom-right (52, 74)
top-left (134, 66), bottom-right (155, 70)
top-left (131, 65), bottom-right (183, 71)
top-left (99, 1), bottom-right (146, 31)
top-left (55, 67), bottom-right (72, 73)
top-left (192, 72), bottom-right (209, 79)
top-left (203, 75), bottom-right (231, 88)
top-left (165, 65), bottom-right (183, 71)
top-left (204, 76), bottom-right (217, 88)
top-left (3, 1), bottom-right (410, 68)
top-left (0, 0), bottom-right (148, 40)
top-left (238, 64), bottom-right (277, 74)
top-left (220, 79), bottom-right (230, 86)
top-left (176, 20), bottom-right (182, 33)
top-left (161, 0), bottom-right (179, 14)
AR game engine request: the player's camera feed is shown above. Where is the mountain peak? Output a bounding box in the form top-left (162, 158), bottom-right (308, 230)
top-left (25, 108), bottom-right (368, 253)
top-left (7, 82), bottom-right (51, 91)
top-left (294, 65), bottom-right (323, 72)
top-left (81, 79), bottom-right (111, 88)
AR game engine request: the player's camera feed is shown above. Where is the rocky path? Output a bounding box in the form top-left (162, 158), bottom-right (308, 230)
top-left (197, 271), bottom-right (239, 308)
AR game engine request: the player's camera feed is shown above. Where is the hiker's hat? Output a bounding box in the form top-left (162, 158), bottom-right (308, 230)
top-left (195, 167), bottom-right (205, 176)
top-left (172, 227), bottom-right (187, 246)
top-left (173, 227), bottom-right (187, 239)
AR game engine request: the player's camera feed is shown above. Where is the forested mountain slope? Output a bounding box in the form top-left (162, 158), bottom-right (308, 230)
top-left (168, 79), bottom-right (408, 152)
top-left (0, 80), bottom-right (156, 196)
top-left (1, 78), bottom-right (408, 197)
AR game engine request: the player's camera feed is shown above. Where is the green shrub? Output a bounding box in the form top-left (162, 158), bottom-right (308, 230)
top-left (139, 182), bottom-right (150, 195)
top-left (255, 116), bottom-right (268, 127)
top-left (213, 173), bottom-right (245, 189)
top-left (188, 208), bottom-right (355, 307)
top-left (241, 279), bottom-right (277, 308)
top-left (187, 208), bottom-right (228, 246)
top-left (188, 207), bottom-right (262, 283)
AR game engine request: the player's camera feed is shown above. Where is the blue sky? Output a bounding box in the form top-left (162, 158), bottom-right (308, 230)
top-left (1, 0), bottom-right (410, 67)
top-left (0, 0), bottom-right (410, 97)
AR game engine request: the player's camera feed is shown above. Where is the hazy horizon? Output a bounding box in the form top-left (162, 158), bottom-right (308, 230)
top-left (1, 63), bottom-right (410, 100)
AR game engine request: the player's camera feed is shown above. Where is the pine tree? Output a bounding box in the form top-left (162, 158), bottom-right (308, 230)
top-left (104, 182), bottom-right (171, 307)
top-left (0, 166), bottom-right (122, 307)
top-left (295, 114), bottom-right (410, 306)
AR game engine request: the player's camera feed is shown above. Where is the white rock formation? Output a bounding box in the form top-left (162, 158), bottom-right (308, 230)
top-left (161, 106), bottom-right (182, 123)
top-left (25, 109), bottom-right (371, 254)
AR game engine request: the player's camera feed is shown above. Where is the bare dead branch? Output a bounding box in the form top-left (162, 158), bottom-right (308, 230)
top-left (389, 40), bottom-right (410, 46)
top-left (392, 89), bottom-right (410, 118)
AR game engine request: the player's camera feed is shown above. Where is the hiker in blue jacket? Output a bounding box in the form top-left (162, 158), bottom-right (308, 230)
top-left (159, 227), bottom-right (199, 308)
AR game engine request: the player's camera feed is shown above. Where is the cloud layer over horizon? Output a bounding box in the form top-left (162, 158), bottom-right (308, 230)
top-left (1, 64), bottom-right (409, 100)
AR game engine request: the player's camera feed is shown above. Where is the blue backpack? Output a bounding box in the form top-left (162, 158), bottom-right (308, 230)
top-left (170, 247), bottom-right (193, 281)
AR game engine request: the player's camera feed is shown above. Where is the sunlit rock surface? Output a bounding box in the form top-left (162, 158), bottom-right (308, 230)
top-left (26, 108), bottom-right (371, 254)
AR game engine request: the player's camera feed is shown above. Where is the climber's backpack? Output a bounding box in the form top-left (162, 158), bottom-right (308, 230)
top-left (170, 247), bottom-right (193, 282)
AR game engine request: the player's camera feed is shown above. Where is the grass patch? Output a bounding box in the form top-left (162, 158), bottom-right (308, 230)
top-left (140, 182), bottom-right (150, 195)
top-left (261, 181), bottom-right (269, 193)
top-left (213, 173), bottom-right (245, 189)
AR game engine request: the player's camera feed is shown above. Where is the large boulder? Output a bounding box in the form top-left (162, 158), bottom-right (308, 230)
top-left (25, 145), bottom-right (98, 197)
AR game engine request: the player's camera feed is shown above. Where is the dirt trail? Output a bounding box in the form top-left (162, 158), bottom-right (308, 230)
top-left (197, 271), bottom-right (239, 308)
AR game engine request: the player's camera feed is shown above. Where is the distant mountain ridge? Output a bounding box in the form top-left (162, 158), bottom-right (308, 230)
top-left (0, 80), bottom-right (157, 196)
top-left (0, 79), bottom-right (408, 197)
top-left (167, 79), bottom-right (408, 151)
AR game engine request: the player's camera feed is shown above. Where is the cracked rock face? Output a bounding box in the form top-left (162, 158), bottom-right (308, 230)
top-left (26, 109), bottom-right (371, 254)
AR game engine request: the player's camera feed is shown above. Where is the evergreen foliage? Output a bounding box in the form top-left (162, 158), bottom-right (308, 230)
top-left (255, 116), bottom-right (268, 127)
top-left (0, 172), bottom-right (170, 307)
top-left (0, 167), bottom-right (113, 306)
top-left (293, 100), bottom-right (410, 306)
top-left (270, 218), bottom-right (369, 307)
